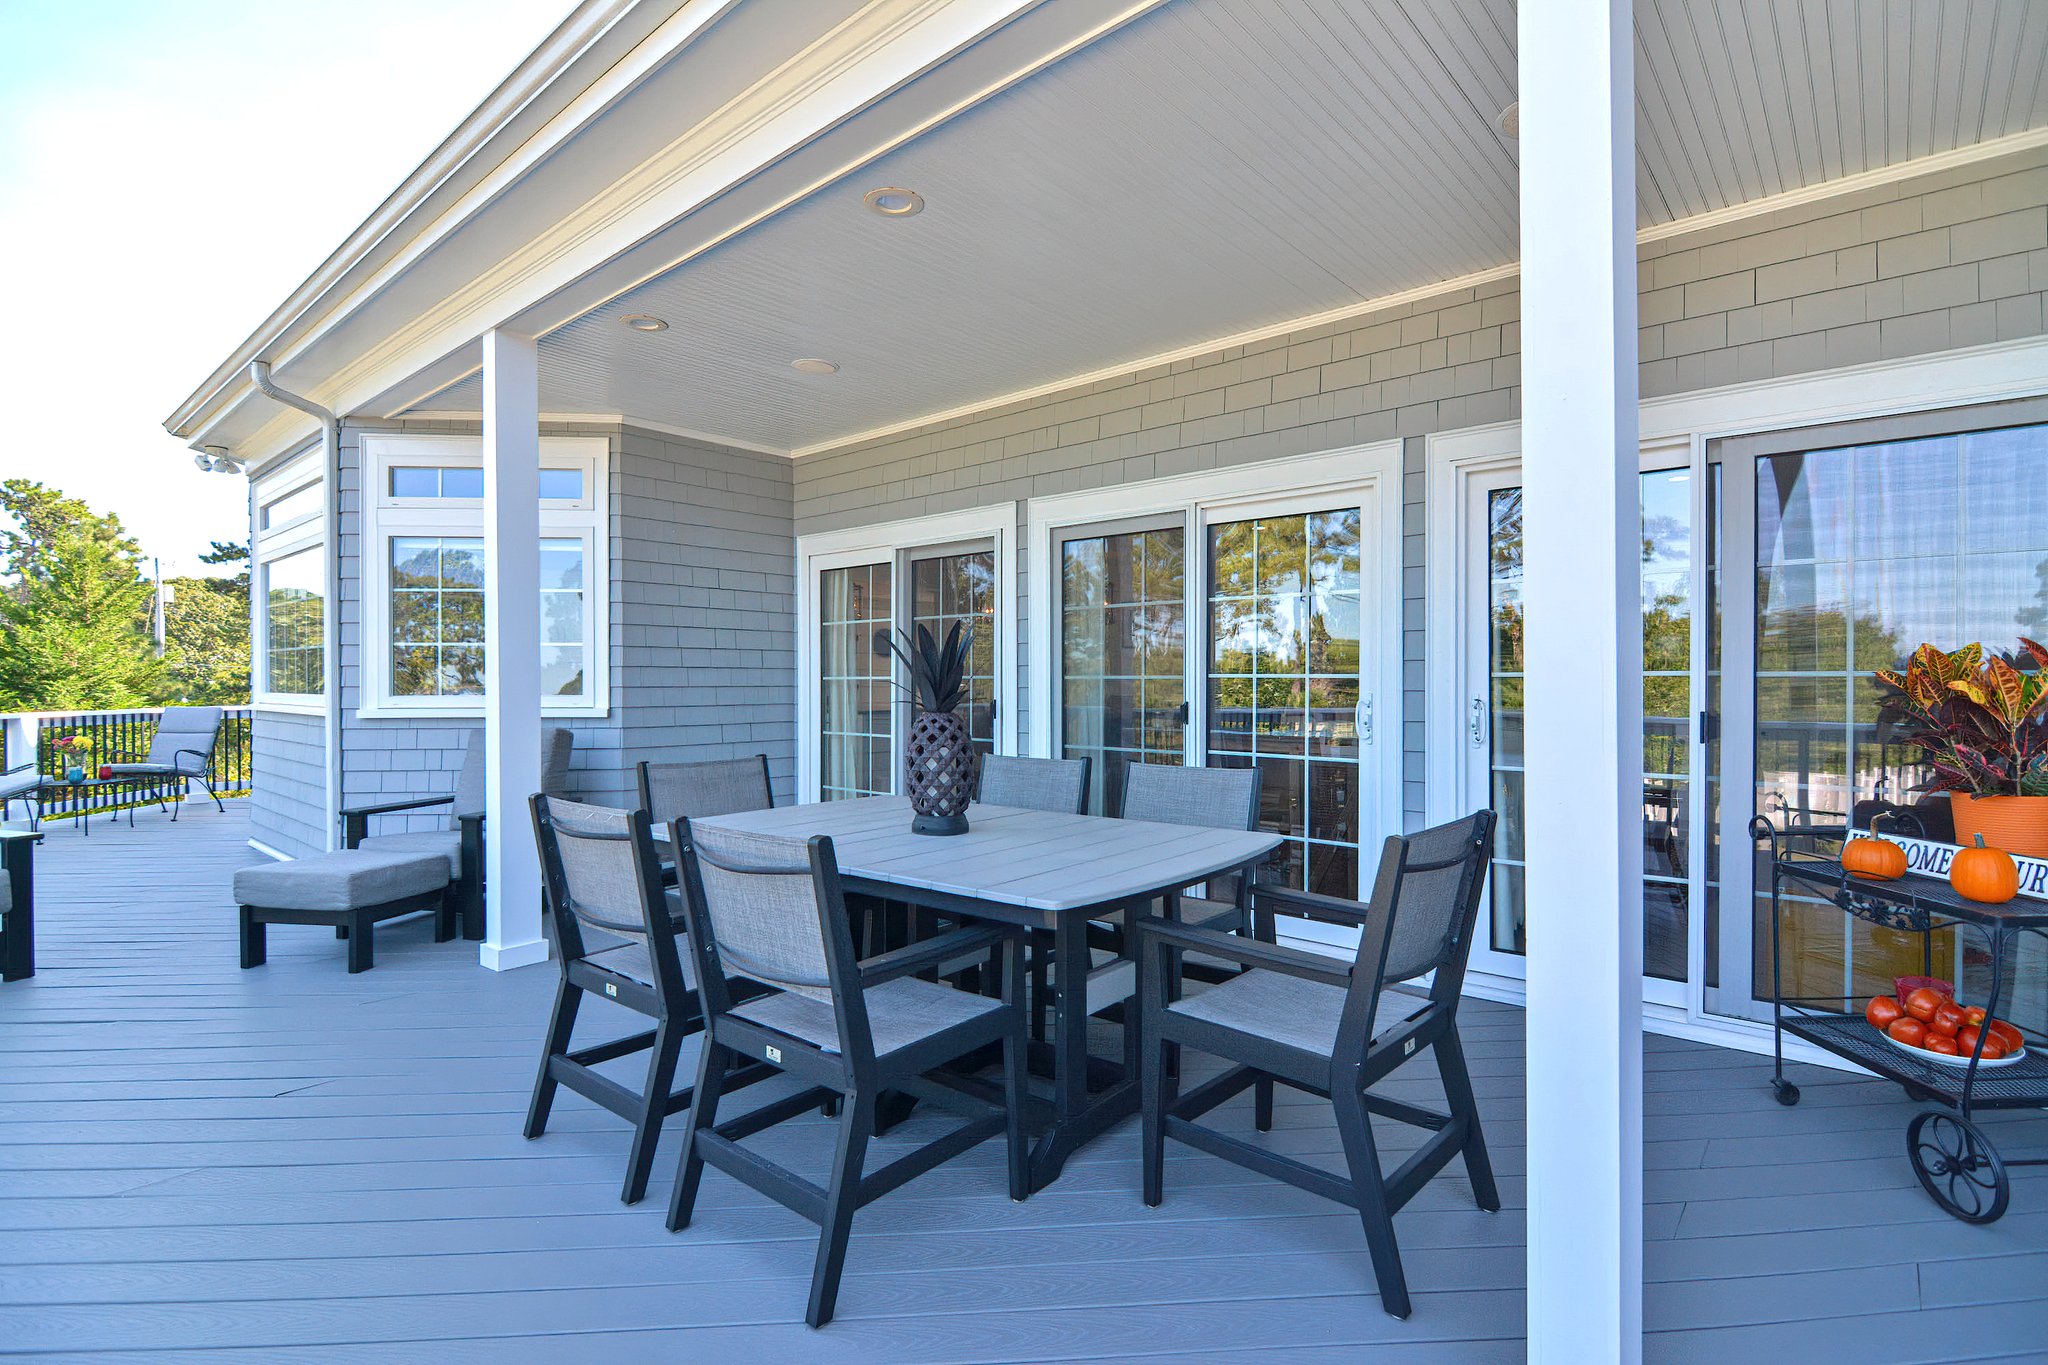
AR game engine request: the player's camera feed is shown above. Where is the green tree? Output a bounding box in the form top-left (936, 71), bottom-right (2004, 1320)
top-left (0, 480), bottom-right (162, 709)
top-left (159, 572), bottom-right (250, 704)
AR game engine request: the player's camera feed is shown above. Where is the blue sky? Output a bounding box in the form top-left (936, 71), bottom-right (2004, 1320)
top-left (0, 0), bottom-right (565, 574)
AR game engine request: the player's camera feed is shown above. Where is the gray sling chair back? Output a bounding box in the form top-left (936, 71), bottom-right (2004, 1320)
top-left (974, 753), bottom-right (1090, 814)
top-left (1135, 809), bottom-right (1500, 1321)
top-left (635, 754), bottom-right (773, 882)
top-left (665, 818), bottom-right (1030, 1328)
top-left (344, 727), bottom-right (573, 940)
top-left (522, 796), bottom-right (771, 1205)
top-left (106, 706), bottom-right (226, 818)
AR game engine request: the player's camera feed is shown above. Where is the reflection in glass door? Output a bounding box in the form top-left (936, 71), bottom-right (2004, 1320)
top-left (818, 562), bottom-right (894, 800)
top-left (910, 549), bottom-right (997, 761)
top-left (1465, 466), bottom-right (1709, 1000)
top-left (1206, 509), bottom-right (1363, 897)
top-left (1058, 525), bottom-right (1187, 815)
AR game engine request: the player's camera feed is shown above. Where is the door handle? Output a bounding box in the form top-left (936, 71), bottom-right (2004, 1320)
top-left (1173, 700), bottom-right (1190, 727)
top-left (1469, 697), bottom-right (1488, 748)
top-left (1356, 696), bottom-right (1373, 746)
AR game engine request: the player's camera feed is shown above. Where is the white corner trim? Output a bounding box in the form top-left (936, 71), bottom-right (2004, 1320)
top-left (479, 938), bottom-right (552, 971)
top-left (244, 839), bottom-right (295, 862)
top-left (794, 503), bottom-right (1019, 802)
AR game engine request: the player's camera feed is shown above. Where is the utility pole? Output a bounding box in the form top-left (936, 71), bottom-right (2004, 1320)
top-left (152, 558), bottom-right (167, 657)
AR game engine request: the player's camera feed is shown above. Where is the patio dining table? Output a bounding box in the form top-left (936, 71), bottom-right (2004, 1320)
top-left (690, 794), bottom-right (1283, 1190)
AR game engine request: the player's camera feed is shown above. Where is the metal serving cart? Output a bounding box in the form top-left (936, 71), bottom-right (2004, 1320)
top-left (1753, 816), bottom-right (2048, 1223)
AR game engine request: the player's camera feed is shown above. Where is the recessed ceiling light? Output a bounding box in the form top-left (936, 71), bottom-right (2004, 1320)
top-left (620, 313), bottom-right (668, 332)
top-left (791, 358), bottom-right (840, 375)
top-left (862, 187), bottom-right (924, 217)
top-left (1495, 101), bottom-right (1519, 139)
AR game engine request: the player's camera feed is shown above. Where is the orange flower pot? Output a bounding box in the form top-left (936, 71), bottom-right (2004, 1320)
top-left (1948, 794), bottom-right (2048, 859)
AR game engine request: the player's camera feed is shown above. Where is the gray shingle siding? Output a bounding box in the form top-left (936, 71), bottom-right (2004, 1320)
top-left (791, 145), bottom-right (2048, 834)
top-left (248, 710), bottom-right (326, 857)
top-left (251, 418), bottom-right (796, 844)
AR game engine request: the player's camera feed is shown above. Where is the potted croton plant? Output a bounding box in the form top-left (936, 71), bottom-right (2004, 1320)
top-left (1874, 639), bottom-right (2048, 857)
top-left (875, 621), bottom-right (976, 836)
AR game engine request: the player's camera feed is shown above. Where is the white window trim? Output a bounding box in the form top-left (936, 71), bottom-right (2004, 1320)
top-left (252, 448), bottom-right (328, 715)
top-left (1423, 333), bottom-right (2048, 1063)
top-left (1023, 441), bottom-right (1406, 882)
top-left (795, 504), bottom-right (1018, 803)
top-left (357, 433), bottom-right (610, 720)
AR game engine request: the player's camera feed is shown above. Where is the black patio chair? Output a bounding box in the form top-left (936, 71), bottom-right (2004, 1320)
top-left (1135, 809), bottom-right (1500, 1321)
top-left (344, 727), bottom-right (573, 940)
top-left (105, 706), bottom-right (225, 817)
top-left (523, 795), bottom-right (769, 1205)
top-left (974, 753), bottom-right (1089, 814)
top-left (665, 818), bottom-right (1029, 1328)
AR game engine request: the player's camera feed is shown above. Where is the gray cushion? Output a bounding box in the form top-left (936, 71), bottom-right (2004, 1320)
top-left (105, 758), bottom-right (209, 778)
top-left (0, 770), bottom-right (41, 800)
top-left (1167, 968), bottom-right (1350, 1058)
top-left (356, 829), bottom-right (462, 879)
top-left (450, 726), bottom-right (574, 820)
top-left (731, 976), bottom-right (1003, 1056)
top-left (141, 707), bottom-right (222, 767)
top-left (234, 849), bottom-right (450, 912)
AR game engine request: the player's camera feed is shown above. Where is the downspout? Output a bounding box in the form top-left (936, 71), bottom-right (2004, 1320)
top-left (248, 361), bottom-right (344, 852)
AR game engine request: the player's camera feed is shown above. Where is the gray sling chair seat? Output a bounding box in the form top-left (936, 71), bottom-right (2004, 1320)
top-left (104, 706), bottom-right (226, 818)
top-left (342, 727), bottom-right (573, 940)
top-left (665, 819), bottom-right (1030, 1328)
top-left (1135, 810), bottom-right (1501, 1321)
top-left (635, 754), bottom-right (773, 884)
top-left (523, 796), bottom-right (774, 1205)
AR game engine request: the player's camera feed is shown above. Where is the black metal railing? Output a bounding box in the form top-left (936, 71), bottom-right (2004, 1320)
top-left (5, 708), bottom-right (253, 823)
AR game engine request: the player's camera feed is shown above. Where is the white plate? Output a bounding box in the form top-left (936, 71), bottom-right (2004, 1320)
top-left (1879, 1027), bottom-right (2028, 1068)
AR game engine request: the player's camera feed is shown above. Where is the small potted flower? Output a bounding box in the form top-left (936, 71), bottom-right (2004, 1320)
top-left (51, 734), bottom-right (93, 783)
top-left (1875, 640), bottom-right (2048, 856)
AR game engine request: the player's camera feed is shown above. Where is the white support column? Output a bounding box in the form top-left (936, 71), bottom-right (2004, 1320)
top-left (479, 329), bottom-right (547, 972)
top-left (1519, 2), bottom-right (1642, 1361)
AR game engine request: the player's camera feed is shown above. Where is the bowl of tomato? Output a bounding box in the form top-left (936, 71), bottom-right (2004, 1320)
top-left (1868, 993), bottom-right (2029, 1068)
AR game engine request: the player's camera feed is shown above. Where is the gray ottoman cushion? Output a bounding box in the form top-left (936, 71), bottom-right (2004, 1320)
top-left (356, 829), bottom-right (463, 879)
top-left (234, 849), bottom-right (449, 912)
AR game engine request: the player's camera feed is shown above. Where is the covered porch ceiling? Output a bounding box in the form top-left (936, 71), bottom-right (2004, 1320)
top-left (177, 0), bottom-right (2048, 464)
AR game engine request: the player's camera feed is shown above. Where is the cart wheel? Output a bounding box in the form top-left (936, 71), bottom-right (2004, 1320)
top-left (1772, 1079), bottom-right (1801, 1106)
top-left (1906, 1111), bottom-right (2009, 1224)
top-left (1901, 1081), bottom-right (1937, 1104)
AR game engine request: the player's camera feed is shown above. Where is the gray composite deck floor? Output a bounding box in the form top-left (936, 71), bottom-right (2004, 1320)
top-left (2, 803), bottom-right (2046, 1362)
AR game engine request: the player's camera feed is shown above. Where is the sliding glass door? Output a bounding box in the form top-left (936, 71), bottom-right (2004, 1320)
top-left (1055, 487), bottom-right (1386, 919)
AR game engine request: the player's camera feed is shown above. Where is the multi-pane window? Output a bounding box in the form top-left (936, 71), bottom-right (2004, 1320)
top-left (361, 435), bottom-right (607, 716)
top-left (1060, 527), bottom-right (1186, 816)
top-left (1754, 420), bottom-right (2048, 1009)
top-left (910, 550), bottom-right (996, 758)
top-left (819, 562), bottom-right (894, 800)
top-left (260, 482), bottom-right (321, 531)
top-left (262, 544), bottom-right (324, 696)
top-left (1206, 509), bottom-right (1362, 898)
top-left (387, 536), bottom-right (590, 700)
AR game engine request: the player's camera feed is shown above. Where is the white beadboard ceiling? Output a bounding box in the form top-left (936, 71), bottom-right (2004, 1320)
top-left (407, 0), bottom-right (2048, 454)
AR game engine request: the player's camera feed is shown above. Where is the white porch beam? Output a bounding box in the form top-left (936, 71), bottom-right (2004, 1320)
top-left (1519, 1), bottom-right (1644, 1360)
top-left (478, 328), bottom-right (546, 972)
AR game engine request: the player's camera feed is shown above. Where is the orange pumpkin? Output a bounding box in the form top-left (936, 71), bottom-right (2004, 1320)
top-left (1842, 836), bottom-right (1907, 880)
top-left (1950, 834), bottom-right (2019, 904)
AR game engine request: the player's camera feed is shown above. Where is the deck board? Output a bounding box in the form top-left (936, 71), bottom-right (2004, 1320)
top-left (2, 804), bottom-right (2045, 1361)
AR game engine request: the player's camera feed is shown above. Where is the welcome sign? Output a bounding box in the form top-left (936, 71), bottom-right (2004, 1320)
top-left (1861, 830), bottom-right (2048, 902)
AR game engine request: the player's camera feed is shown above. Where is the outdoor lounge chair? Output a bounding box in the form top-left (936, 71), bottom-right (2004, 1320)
top-left (524, 796), bottom-right (769, 1206)
top-left (665, 818), bottom-right (1029, 1328)
top-left (1135, 810), bottom-right (1500, 1320)
top-left (974, 753), bottom-right (1089, 814)
top-left (105, 706), bottom-right (225, 817)
top-left (343, 727), bottom-right (573, 940)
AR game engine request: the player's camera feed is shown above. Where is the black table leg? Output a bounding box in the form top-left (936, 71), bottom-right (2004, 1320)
top-left (2, 837), bottom-right (35, 981)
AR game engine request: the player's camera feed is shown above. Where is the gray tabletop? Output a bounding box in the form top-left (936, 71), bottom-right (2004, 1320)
top-left (691, 795), bottom-right (1282, 915)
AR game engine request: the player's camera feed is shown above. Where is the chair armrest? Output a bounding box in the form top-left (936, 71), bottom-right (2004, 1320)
top-left (1253, 883), bottom-right (1373, 928)
top-left (859, 924), bottom-right (1012, 987)
top-left (175, 748), bottom-right (212, 772)
top-left (341, 794), bottom-right (455, 819)
top-left (1132, 915), bottom-right (1353, 987)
